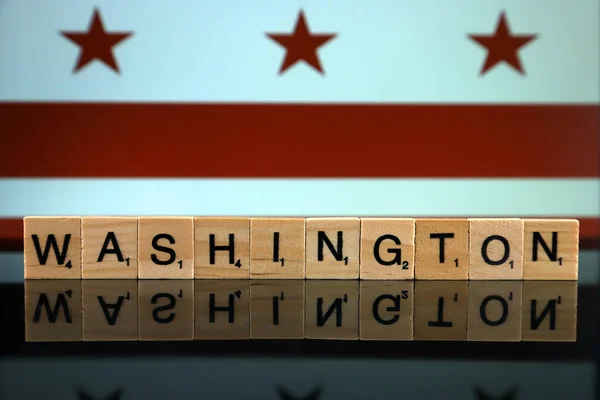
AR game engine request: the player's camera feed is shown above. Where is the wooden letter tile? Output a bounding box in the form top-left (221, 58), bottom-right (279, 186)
top-left (469, 218), bottom-right (524, 280)
top-left (305, 281), bottom-right (359, 340)
top-left (523, 219), bottom-right (579, 280)
top-left (82, 217), bottom-right (138, 279)
top-left (195, 217), bottom-right (250, 279)
top-left (467, 281), bottom-right (522, 342)
top-left (25, 280), bottom-right (82, 342)
top-left (138, 217), bottom-right (194, 279)
top-left (305, 218), bottom-right (360, 279)
top-left (250, 218), bottom-right (305, 279)
top-left (360, 218), bottom-right (415, 280)
top-left (82, 280), bottom-right (138, 341)
top-left (359, 281), bottom-right (414, 341)
top-left (415, 219), bottom-right (469, 280)
top-left (414, 281), bottom-right (468, 341)
top-left (138, 280), bottom-right (194, 340)
top-left (250, 280), bottom-right (305, 339)
top-left (195, 281), bottom-right (250, 340)
top-left (522, 281), bottom-right (576, 342)
top-left (24, 216), bottom-right (81, 279)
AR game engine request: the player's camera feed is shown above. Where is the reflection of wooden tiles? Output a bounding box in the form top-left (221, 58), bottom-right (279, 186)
top-left (25, 281), bottom-right (578, 342)
top-left (195, 280), bottom-right (250, 340)
top-left (138, 280), bottom-right (194, 340)
top-left (468, 281), bottom-right (522, 342)
top-left (250, 280), bottom-right (305, 339)
top-left (25, 217), bottom-right (580, 280)
top-left (414, 281), bottom-right (468, 341)
top-left (521, 281), bottom-right (577, 342)
top-left (82, 280), bottom-right (138, 341)
top-left (25, 280), bottom-right (82, 341)
top-left (360, 281), bottom-right (413, 340)
top-left (305, 280), bottom-right (359, 339)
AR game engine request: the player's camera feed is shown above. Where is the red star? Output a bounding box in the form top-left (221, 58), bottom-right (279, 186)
top-left (469, 12), bottom-right (537, 75)
top-left (61, 9), bottom-right (132, 73)
top-left (267, 11), bottom-right (336, 75)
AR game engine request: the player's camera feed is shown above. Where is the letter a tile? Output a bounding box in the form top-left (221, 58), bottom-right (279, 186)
top-left (24, 217), bottom-right (82, 279)
top-left (469, 218), bottom-right (524, 280)
top-left (82, 217), bottom-right (138, 279)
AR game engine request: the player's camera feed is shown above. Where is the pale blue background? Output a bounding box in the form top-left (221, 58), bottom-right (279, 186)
top-left (0, 0), bottom-right (598, 102)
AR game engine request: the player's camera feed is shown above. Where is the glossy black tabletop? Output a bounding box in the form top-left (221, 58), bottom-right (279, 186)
top-left (1, 251), bottom-right (599, 400)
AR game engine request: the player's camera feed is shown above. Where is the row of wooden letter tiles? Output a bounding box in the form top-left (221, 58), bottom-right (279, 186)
top-left (25, 279), bottom-right (576, 342)
top-left (23, 217), bottom-right (579, 280)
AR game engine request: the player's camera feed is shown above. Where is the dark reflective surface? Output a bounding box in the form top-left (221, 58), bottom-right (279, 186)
top-left (1, 252), bottom-right (599, 400)
top-left (21, 280), bottom-right (577, 343)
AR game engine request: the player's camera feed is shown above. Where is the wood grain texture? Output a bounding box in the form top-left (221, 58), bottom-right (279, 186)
top-left (250, 218), bottom-right (305, 279)
top-left (469, 218), bottom-right (524, 280)
top-left (24, 216), bottom-right (81, 279)
top-left (305, 218), bottom-right (360, 279)
top-left (415, 219), bottom-right (469, 280)
top-left (414, 281), bottom-right (468, 341)
top-left (305, 280), bottom-right (359, 340)
top-left (82, 217), bottom-right (138, 279)
top-left (82, 280), bottom-right (138, 341)
top-left (250, 280), bottom-right (305, 339)
top-left (195, 217), bottom-right (250, 279)
top-left (467, 281), bottom-right (522, 342)
top-left (521, 281), bottom-right (577, 342)
top-left (359, 281), bottom-right (414, 340)
top-left (195, 280), bottom-right (250, 340)
top-left (360, 218), bottom-right (415, 280)
top-left (523, 219), bottom-right (579, 280)
top-left (25, 280), bottom-right (82, 342)
top-left (138, 280), bottom-right (194, 340)
top-left (138, 217), bottom-right (194, 279)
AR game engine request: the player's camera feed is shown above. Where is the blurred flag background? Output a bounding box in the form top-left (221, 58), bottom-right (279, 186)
top-left (0, 0), bottom-right (598, 250)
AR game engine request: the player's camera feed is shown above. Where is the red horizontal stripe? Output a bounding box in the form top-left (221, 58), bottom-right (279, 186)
top-left (1, 217), bottom-right (598, 251)
top-left (0, 103), bottom-right (598, 177)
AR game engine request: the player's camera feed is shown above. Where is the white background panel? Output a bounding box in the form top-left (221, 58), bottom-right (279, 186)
top-left (0, 0), bottom-right (598, 102)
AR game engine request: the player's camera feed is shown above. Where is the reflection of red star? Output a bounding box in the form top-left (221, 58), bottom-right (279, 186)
top-left (61, 9), bottom-right (132, 73)
top-left (469, 12), bottom-right (536, 75)
top-left (267, 11), bottom-right (336, 75)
